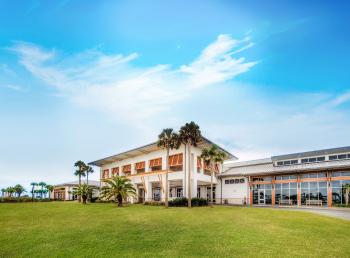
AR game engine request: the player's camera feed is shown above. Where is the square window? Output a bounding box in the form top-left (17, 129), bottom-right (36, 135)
top-left (277, 161), bottom-right (283, 166)
top-left (234, 179), bottom-right (240, 184)
top-left (329, 155), bottom-right (338, 160)
top-left (290, 182), bottom-right (297, 189)
top-left (225, 180), bottom-right (229, 184)
top-left (318, 172), bottom-right (327, 178)
top-left (229, 179), bottom-right (234, 184)
top-left (301, 158), bottom-right (309, 163)
top-left (239, 178), bottom-right (245, 183)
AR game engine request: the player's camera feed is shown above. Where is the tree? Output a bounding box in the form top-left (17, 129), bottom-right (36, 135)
top-left (74, 161), bottom-right (87, 186)
top-left (179, 122), bottom-right (201, 207)
top-left (1, 188), bottom-right (6, 197)
top-left (38, 182), bottom-right (46, 199)
top-left (46, 185), bottom-right (54, 199)
top-left (345, 184), bottom-right (350, 206)
top-left (86, 166), bottom-right (94, 185)
top-left (201, 145), bottom-right (226, 207)
top-left (6, 187), bottom-right (15, 197)
top-left (30, 182), bottom-right (37, 201)
top-left (157, 128), bottom-right (180, 208)
top-left (100, 176), bottom-right (136, 207)
top-left (73, 184), bottom-right (92, 204)
top-left (14, 184), bottom-right (25, 197)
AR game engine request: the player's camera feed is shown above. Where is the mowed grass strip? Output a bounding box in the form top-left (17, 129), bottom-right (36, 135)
top-left (0, 203), bottom-right (349, 258)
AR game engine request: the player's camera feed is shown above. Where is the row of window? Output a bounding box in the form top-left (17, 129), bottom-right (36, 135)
top-left (276, 153), bottom-right (350, 166)
top-left (252, 171), bottom-right (350, 182)
top-left (224, 178), bottom-right (245, 184)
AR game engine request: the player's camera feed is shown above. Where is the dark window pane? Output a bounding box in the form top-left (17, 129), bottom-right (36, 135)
top-left (225, 180), bottom-right (229, 184)
top-left (301, 174), bottom-right (309, 179)
top-left (282, 183), bottom-right (289, 189)
top-left (332, 181), bottom-right (341, 188)
top-left (319, 188), bottom-right (328, 204)
top-left (301, 182), bottom-right (309, 189)
top-left (282, 175), bottom-right (290, 180)
top-left (275, 184), bottom-right (282, 190)
top-left (332, 188), bottom-right (342, 204)
top-left (309, 158), bottom-right (317, 163)
top-left (230, 179), bottom-right (234, 184)
top-left (309, 182), bottom-right (317, 189)
top-left (253, 190), bottom-right (259, 204)
top-left (277, 161), bottom-right (283, 166)
top-left (234, 179), bottom-right (240, 184)
top-left (317, 156), bottom-right (325, 162)
top-left (265, 184), bottom-right (272, 190)
top-left (284, 160), bottom-right (291, 165)
top-left (275, 176), bottom-right (282, 180)
top-left (240, 178), bottom-right (245, 183)
top-left (338, 154), bottom-right (347, 160)
top-left (289, 175), bottom-right (297, 179)
top-left (263, 177), bottom-right (272, 182)
top-left (347, 154), bottom-right (350, 159)
top-left (291, 160), bottom-right (298, 164)
top-left (329, 155), bottom-right (338, 160)
top-left (301, 158), bottom-right (309, 163)
top-left (282, 189), bottom-right (289, 200)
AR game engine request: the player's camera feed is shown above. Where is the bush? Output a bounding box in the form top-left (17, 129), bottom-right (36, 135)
top-left (0, 197), bottom-right (52, 203)
top-left (168, 197), bottom-right (208, 207)
top-left (143, 201), bottom-right (164, 206)
top-left (334, 204), bottom-right (350, 208)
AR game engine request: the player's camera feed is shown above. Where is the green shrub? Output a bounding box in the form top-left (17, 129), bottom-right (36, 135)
top-left (143, 201), bottom-right (164, 206)
top-left (0, 197), bottom-right (51, 203)
top-left (168, 197), bottom-right (208, 207)
top-left (191, 197), bottom-right (208, 206)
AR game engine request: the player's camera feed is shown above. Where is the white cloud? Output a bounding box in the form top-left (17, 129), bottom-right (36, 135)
top-left (331, 91), bottom-right (350, 106)
top-left (0, 84), bottom-right (25, 92)
top-left (10, 35), bottom-right (256, 123)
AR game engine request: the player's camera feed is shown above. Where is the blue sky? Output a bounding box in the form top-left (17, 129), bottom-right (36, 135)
top-left (1, 0), bottom-right (350, 189)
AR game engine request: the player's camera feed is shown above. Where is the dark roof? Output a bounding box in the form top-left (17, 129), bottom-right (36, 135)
top-left (272, 146), bottom-right (350, 161)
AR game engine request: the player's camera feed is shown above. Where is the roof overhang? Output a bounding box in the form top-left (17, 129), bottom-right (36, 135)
top-left (89, 136), bottom-right (237, 167)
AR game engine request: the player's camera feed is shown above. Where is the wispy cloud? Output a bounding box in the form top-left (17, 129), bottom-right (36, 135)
top-left (331, 91), bottom-right (350, 106)
top-left (0, 84), bottom-right (26, 92)
top-left (10, 35), bottom-right (256, 123)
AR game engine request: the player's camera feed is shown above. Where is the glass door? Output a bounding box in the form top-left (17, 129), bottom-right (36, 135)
top-left (258, 189), bottom-right (265, 205)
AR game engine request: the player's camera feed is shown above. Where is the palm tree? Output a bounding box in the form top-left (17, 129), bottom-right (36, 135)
top-left (85, 166), bottom-right (94, 185)
top-left (73, 184), bottom-right (92, 204)
top-left (201, 145), bottom-right (226, 207)
top-left (74, 161), bottom-right (87, 186)
top-left (30, 182), bottom-right (37, 201)
top-left (157, 128), bottom-right (180, 208)
top-left (6, 187), bottom-right (15, 197)
top-left (101, 176), bottom-right (136, 207)
top-left (179, 122), bottom-right (201, 207)
top-left (46, 185), bottom-right (54, 199)
top-left (1, 188), bottom-right (6, 197)
top-left (38, 182), bottom-right (46, 199)
top-left (14, 184), bottom-right (25, 197)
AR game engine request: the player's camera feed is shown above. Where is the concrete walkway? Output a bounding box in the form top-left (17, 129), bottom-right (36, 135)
top-left (275, 206), bottom-right (350, 221)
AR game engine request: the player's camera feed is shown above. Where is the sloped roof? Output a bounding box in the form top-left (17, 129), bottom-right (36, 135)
top-left (89, 136), bottom-right (237, 167)
top-left (55, 180), bottom-right (100, 187)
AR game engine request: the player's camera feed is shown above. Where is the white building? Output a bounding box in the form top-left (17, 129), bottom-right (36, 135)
top-left (89, 137), bottom-right (236, 203)
top-left (52, 180), bottom-right (100, 201)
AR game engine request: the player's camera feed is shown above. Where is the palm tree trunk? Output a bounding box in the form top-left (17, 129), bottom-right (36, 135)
top-left (346, 189), bottom-right (349, 205)
top-left (87, 172), bottom-right (89, 185)
top-left (78, 175), bottom-right (81, 202)
top-left (210, 166), bottom-right (213, 208)
top-left (165, 148), bottom-right (169, 208)
top-left (188, 144), bottom-right (192, 208)
top-left (117, 194), bottom-right (123, 207)
top-left (183, 144), bottom-right (186, 198)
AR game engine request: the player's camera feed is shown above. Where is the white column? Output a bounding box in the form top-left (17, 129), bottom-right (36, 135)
top-left (146, 179), bottom-right (152, 202)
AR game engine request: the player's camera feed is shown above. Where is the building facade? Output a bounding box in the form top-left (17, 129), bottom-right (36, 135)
top-left (89, 137), bottom-right (236, 203)
top-left (218, 146), bottom-right (350, 207)
top-left (52, 180), bottom-right (100, 201)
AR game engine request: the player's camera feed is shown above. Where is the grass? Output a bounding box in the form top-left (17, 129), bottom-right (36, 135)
top-left (0, 203), bottom-right (349, 258)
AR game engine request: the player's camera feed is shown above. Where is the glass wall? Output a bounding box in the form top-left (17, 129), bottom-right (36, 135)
top-left (252, 184), bottom-right (272, 205)
top-left (275, 182), bottom-right (297, 205)
top-left (300, 181), bottom-right (327, 205)
top-left (332, 180), bottom-right (350, 205)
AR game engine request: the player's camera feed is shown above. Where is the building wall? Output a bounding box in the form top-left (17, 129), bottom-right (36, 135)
top-left (216, 177), bottom-right (249, 205)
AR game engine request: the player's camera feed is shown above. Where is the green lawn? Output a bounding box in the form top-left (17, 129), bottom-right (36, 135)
top-left (0, 203), bottom-right (349, 257)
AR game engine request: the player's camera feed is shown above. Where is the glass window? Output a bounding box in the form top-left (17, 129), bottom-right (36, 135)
top-left (329, 155), bottom-right (337, 160)
top-left (277, 161), bottom-right (283, 166)
top-left (229, 179), bottom-right (234, 184)
top-left (289, 175), bottom-right (297, 180)
top-left (284, 160), bottom-right (291, 165)
top-left (275, 176), bottom-right (282, 181)
top-left (316, 156), bottom-right (325, 162)
top-left (309, 182), bottom-right (317, 188)
top-left (338, 154), bottom-right (347, 160)
top-left (332, 181), bottom-right (341, 188)
top-left (309, 157), bottom-right (317, 163)
top-left (301, 182), bottom-right (309, 189)
top-left (290, 182), bottom-right (297, 189)
top-left (240, 179), bottom-right (245, 183)
top-left (282, 175), bottom-right (290, 180)
top-left (265, 184), bottom-right (272, 190)
top-left (301, 158), bottom-right (308, 163)
top-left (301, 174), bottom-right (309, 179)
top-left (318, 172), bottom-right (327, 178)
top-left (347, 154), bottom-right (350, 159)
top-left (309, 173), bottom-right (317, 178)
top-left (225, 180), bottom-right (229, 184)
top-left (342, 171), bottom-right (350, 177)
top-left (318, 182), bottom-right (327, 188)
top-left (291, 160), bottom-right (298, 164)
top-left (332, 188), bottom-right (342, 204)
top-left (234, 179), bottom-right (240, 184)
top-left (332, 172), bottom-right (341, 177)
top-left (275, 184), bottom-right (282, 190)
